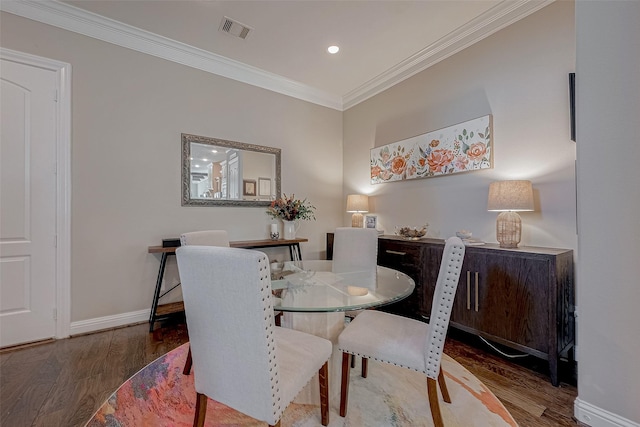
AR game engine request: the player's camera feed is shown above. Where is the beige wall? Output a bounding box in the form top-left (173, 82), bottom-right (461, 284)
top-left (575, 1), bottom-right (640, 424)
top-left (343, 1), bottom-right (577, 252)
top-left (4, 2), bottom-right (640, 425)
top-left (0, 12), bottom-right (343, 322)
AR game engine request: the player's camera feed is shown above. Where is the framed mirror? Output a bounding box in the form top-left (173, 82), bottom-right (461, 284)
top-left (181, 133), bottom-right (281, 207)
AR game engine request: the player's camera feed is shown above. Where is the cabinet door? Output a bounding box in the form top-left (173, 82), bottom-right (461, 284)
top-left (481, 253), bottom-right (550, 353)
top-left (377, 240), bottom-right (424, 319)
top-left (421, 245), bottom-right (444, 321)
top-left (450, 251), bottom-right (486, 330)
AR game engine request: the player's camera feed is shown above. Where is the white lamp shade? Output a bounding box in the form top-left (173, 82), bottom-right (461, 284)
top-left (487, 180), bottom-right (534, 212)
top-left (346, 194), bottom-right (369, 213)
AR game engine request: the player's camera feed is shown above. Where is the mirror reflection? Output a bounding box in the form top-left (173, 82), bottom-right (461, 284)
top-left (181, 134), bottom-right (281, 207)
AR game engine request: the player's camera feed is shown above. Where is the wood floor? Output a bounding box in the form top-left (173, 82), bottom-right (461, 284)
top-left (444, 329), bottom-right (579, 427)
top-left (1, 321), bottom-right (579, 427)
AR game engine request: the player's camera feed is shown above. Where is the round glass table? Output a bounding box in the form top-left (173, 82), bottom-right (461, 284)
top-left (270, 260), bottom-right (415, 407)
top-left (270, 260), bottom-right (415, 312)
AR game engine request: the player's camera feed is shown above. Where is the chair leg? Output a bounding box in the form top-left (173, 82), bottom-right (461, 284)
top-left (339, 352), bottom-right (351, 417)
top-left (427, 377), bottom-right (444, 427)
top-left (318, 361), bottom-right (330, 426)
top-left (361, 357), bottom-right (368, 378)
top-left (351, 354), bottom-right (356, 368)
top-left (193, 392), bottom-right (208, 427)
top-left (183, 346), bottom-right (193, 375)
top-left (275, 311), bottom-right (282, 327)
top-left (438, 367), bottom-right (451, 403)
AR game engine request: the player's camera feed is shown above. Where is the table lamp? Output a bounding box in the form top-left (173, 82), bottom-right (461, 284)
top-left (346, 194), bottom-right (369, 228)
top-left (487, 180), bottom-right (534, 248)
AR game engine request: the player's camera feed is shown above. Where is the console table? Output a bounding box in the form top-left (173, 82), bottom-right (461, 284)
top-left (148, 238), bottom-right (308, 332)
top-left (326, 233), bottom-right (575, 386)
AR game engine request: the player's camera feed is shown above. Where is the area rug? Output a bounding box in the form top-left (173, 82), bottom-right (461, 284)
top-left (86, 343), bottom-right (517, 427)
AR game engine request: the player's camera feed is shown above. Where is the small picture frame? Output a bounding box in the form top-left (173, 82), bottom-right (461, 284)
top-left (258, 177), bottom-right (271, 196)
top-left (243, 179), bottom-right (256, 196)
top-left (364, 214), bottom-right (377, 229)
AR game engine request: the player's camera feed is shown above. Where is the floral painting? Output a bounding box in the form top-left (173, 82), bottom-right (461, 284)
top-left (370, 115), bottom-right (492, 184)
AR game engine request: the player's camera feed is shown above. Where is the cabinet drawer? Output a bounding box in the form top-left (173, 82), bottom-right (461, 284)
top-left (378, 241), bottom-right (422, 269)
top-left (377, 239), bottom-right (426, 319)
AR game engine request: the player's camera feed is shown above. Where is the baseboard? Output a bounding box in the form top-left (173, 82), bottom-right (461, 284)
top-left (575, 398), bottom-right (640, 427)
top-left (70, 309), bottom-right (150, 336)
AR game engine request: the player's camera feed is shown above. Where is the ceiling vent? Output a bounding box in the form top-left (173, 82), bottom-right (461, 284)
top-left (219, 16), bottom-right (252, 40)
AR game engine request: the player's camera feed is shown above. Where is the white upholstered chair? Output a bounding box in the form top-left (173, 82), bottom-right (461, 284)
top-left (337, 236), bottom-right (466, 427)
top-left (331, 227), bottom-right (379, 275)
top-left (179, 231), bottom-right (286, 375)
top-left (176, 246), bottom-right (332, 427)
top-left (180, 230), bottom-right (230, 247)
top-left (332, 227), bottom-right (379, 371)
top-left (179, 230), bottom-right (230, 375)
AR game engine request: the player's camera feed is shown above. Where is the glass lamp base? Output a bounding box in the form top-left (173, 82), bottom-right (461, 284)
top-left (496, 211), bottom-right (522, 248)
top-left (351, 213), bottom-right (364, 228)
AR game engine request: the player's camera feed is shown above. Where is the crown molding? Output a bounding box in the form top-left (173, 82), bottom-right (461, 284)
top-left (0, 0), bottom-right (343, 110)
top-left (342, 0), bottom-right (555, 110)
top-left (2, 0), bottom-right (554, 111)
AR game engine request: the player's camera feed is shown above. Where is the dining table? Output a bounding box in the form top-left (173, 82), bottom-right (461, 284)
top-left (270, 260), bottom-right (415, 408)
top-left (271, 260), bottom-right (415, 312)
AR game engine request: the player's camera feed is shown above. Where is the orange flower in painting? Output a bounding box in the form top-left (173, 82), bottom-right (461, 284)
top-left (467, 142), bottom-right (487, 160)
top-left (430, 139), bottom-right (440, 148)
top-left (418, 157), bottom-right (426, 168)
top-left (371, 165), bottom-right (382, 179)
top-left (390, 156), bottom-right (407, 175)
top-left (427, 149), bottom-right (454, 173)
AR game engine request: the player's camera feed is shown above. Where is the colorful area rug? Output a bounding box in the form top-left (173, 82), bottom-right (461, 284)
top-left (86, 343), bottom-right (517, 426)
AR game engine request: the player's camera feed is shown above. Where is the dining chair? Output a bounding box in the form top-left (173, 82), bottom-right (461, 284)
top-left (331, 227), bottom-right (379, 275)
top-left (179, 230), bottom-right (230, 376)
top-left (337, 236), bottom-right (465, 427)
top-left (176, 246), bottom-right (332, 427)
top-left (180, 230), bottom-right (230, 247)
top-left (179, 230), bottom-right (285, 376)
top-left (332, 227), bottom-right (379, 371)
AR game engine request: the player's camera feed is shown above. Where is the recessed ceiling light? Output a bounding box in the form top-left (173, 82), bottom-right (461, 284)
top-left (327, 45), bottom-right (339, 54)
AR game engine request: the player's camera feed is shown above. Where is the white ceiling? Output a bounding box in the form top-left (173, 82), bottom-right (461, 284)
top-left (4, 0), bottom-right (553, 109)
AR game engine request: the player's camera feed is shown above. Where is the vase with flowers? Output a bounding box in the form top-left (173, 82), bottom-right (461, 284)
top-left (266, 194), bottom-right (316, 239)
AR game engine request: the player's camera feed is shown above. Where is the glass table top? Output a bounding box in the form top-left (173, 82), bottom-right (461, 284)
top-left (270, 260), bottom-right (415, 312)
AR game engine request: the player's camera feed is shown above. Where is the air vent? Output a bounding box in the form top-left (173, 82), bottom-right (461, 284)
top-left (219, 16), bottom-right (252, 40)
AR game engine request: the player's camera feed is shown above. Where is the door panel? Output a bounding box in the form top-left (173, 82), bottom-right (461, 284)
top-left (422, 245), bottom-right (444, 320)
top-left (0, 58), bottom-right (58, 347)
top-left (482, 255), bottom-right (550, 352)
top-left (451, 252), bottom-right (486, 329)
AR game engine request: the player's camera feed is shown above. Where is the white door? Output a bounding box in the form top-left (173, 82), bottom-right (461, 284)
top-left (228, 155), bottom-right (239, 199)
top-left (0, 56), bottom-right (58, 347)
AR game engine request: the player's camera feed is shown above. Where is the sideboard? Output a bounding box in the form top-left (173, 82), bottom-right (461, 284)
top-left (326, 233), bottom-right (575, 386)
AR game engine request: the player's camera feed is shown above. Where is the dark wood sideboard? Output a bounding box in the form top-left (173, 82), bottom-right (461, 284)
top-left (326, 233), bottom-right (575, 386)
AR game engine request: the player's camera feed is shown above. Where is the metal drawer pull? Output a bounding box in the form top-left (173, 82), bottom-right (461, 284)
top-left (466, 271), bottom-right (471, 310)
top-left (475, 272), bottom-right (479, 312)
top-left (385, 250), bottom-right (406, 256)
